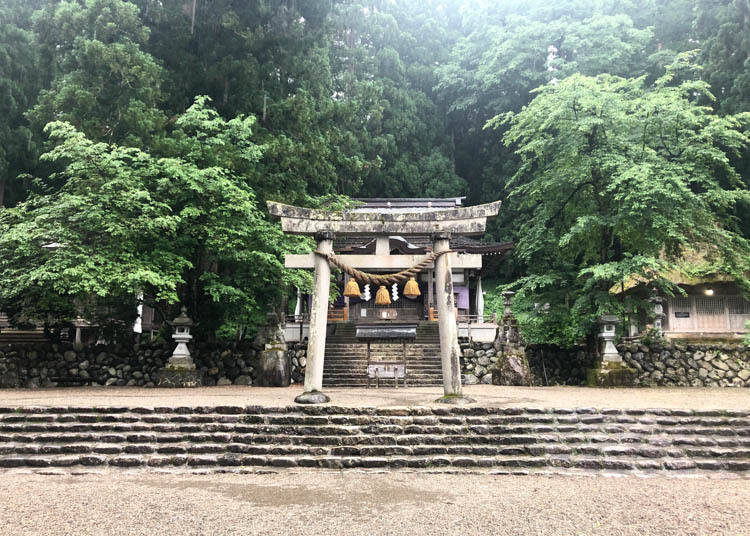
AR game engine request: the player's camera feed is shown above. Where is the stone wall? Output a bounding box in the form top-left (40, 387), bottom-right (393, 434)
top-left (0, 341), bottom-right (259, 388)
top-left (620, 342), bottom-right (750, 388)
top-left (288, 341), bottom-right (307, 384)
top-left (460, 338), bottom-right (750, 388)
top-left (459, 340), bottom-right (500, 385)
top-left (2, 337), bottom-right (748, 389)
top-left (460, 339), bottom-right (592, 386)
top-left (524, 345), bottom-right (597, 386)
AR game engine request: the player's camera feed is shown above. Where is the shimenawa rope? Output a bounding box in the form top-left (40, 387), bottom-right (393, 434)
top-left (313, 250), bottom-right (453, 285)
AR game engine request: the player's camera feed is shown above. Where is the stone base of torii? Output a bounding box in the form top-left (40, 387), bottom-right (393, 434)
top-left (267, 200), bottom-right (502, 404)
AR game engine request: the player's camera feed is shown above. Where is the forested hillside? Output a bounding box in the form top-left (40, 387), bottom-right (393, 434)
top-left (1, 0), bottom-right (749, 342)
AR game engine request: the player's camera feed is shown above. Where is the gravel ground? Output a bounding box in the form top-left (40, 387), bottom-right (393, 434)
top-left (0, 384), bottom-right (748, 410)
top-left (0, 472), bottom-right (747, 536)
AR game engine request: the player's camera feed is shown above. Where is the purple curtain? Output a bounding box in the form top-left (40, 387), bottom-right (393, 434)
top-left (453, 286), bottom-right (469, 310)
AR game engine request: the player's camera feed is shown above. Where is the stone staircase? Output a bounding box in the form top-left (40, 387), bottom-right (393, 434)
top-left (0, 405), bottom-right (749, 476)
top-left (323, 322), bottom-right (443, 387)
top-left (0, 330), bottom-right (48, 344)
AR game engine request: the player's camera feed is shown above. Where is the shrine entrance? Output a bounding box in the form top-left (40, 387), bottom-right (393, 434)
top-left (268, 199), bottom-right (502, 404)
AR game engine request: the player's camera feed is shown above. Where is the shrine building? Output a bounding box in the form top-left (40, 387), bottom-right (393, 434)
top-left (269, 197), bottom-right (509, 404)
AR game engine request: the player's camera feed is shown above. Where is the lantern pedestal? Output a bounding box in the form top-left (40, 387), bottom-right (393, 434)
top-left (586, 360), bottom-right (637, 387)
top-left (156, 366), bottom-right (203, 388)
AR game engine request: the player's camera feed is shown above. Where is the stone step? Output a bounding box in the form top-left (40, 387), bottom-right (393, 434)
top-left (14, 442), bottom-right (746, 458)
top-left (4, 431), bottom-right (747, 449)
top-left (3, 406), bottom-right (748, 419)
top-left (2, 406), bottom-right (748, 419)
top-left (1, 452), bottom-right (749, 473)
top-left (326, 348), bottom-right (443, 350)
top-left (326, 339), bottom-right (442, 343)
top-left (324, 358), bottom-right (442, 363)
top-left (322, 373), bottom-right (443, 380)
top-left (0, 406), bottom-right (749, 474)
top-left (325, 345), bottom-right (442, 350)
top-left (322, 376), bottom-right (444, 383)
top-left (322, 374), bottom-right (443, 381)
top-left (323, 364), bottom-right (442, 370)
top-left (324, 348), bottom-right (442, 352)
top-left (325, 353), bottom-right (442, 358)
top-left (6, 417), bottom-right (745, 435)
top-left (3, 423), bottom-right (749, 442)
top-left (322, 382), bottom-right (444, 387)
top-left (325, 354), bottom-right (443, 357)
top-left (326, 342), bottom-right (442, 345)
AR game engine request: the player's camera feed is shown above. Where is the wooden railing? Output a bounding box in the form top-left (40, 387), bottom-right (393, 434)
top-left (431, 308), bottom-right (482, 322)
top-left (457, 314), bottom-right (497, 324)
top-left (327, 306), bottom-right (349, 322)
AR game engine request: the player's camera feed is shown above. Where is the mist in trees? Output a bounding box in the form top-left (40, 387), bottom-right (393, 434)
top-left (0, 0), bottom-right (748, 343)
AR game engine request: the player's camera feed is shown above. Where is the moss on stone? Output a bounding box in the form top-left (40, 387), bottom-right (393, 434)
top-left (586, 362), bottom-right (638, 387)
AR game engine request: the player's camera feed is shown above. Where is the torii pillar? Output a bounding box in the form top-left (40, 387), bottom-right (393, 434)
top-left (433, 232), bottom-right (470, 402)
top-left (295, 232), bottom-right (333, 404)
top-left (267, 199), bottom-right (502, 405)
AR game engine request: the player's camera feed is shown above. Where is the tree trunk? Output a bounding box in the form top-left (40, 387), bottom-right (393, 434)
top-left (0, 177), bottom-right (5, 208)
top-left (190, 0), bottom-right (197, 35)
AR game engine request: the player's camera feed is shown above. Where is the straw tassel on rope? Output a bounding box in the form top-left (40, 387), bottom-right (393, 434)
top-left (314, 250), bottom-right (453, 286)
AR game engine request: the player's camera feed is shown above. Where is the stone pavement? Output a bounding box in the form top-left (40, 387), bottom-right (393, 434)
top-left (0, 384), bottom-right (748, 410)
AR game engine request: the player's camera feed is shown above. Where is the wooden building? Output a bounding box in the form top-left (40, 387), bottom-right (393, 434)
top-left (284, 197), bottom-right (512, 344)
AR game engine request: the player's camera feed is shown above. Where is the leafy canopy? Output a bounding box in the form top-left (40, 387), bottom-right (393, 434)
top-left (486, 57), bottom-right (750, 346)
top-left (0, 96), bottom-right (311, 336)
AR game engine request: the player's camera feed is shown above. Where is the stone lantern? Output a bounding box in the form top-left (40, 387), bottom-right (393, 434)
top-left (598, 315), bottom-right (621, 363)
top-left (501, 291), bottom-right (519, 344)
top-left (587, 314), bottom-right (636, 387)
top-left (170, 306), bottom-right (195, 366)
top-left (157, 306), bottom-right (202, 387)
top-left (502, 290), bottom-right (515, 316)
top-left (649, 297), bottom-right (665, 335)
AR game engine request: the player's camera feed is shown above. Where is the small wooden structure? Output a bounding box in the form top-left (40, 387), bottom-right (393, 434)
top-left (664, 284), bottom-right (750, 338)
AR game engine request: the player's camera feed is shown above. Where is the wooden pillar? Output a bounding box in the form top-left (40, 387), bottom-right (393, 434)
top-left (428, 269), bottom-right (434, 311)
top-left (432, 233), bottom-right (471, 403)
top-left (294, 288), bottom-right (302, 318)
top-left (295, 232), bottom-right (333, 404)
top-left (476, 275), bottom-right (484, 321)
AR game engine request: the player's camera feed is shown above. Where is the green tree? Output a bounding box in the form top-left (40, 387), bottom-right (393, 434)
top-left (694, 0), bottom-right (750, 115)
top-left (27, 0), bottom-right (165, 146)
top-left (332, 1), bottom-right (465, 197)
top-left (487, 57), bottom-right (750, 346)
top-left (0, 97), bottom-right (310, 338)
top-left (0, 0), bottom-right (43, 208)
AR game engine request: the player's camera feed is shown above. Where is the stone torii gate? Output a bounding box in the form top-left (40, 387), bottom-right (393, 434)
top-left (268, 200), bottom-right (502, 404)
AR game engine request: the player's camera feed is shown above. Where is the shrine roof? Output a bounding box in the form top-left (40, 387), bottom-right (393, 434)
top-left (333, 235), bottom-right (513, 256)
top-left (349, 197), bottom-right (466, 212)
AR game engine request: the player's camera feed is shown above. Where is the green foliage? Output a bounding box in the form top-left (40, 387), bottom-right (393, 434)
top-left (0, 0), bottom-right (43, 208)
top-left (2, 0), bottom-right (750, 343)
top-left (694, 0), bottom-right (750, 115)
top-left (0, 97), bottom-right (310, 337)
top-left (486, 58), bottom-right (750, 346)
top-left (27, 0), bottom-right (165, 146)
